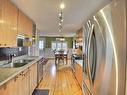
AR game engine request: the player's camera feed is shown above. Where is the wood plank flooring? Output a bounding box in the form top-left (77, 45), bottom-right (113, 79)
top-left (37, 60), bottom-right (83, 95)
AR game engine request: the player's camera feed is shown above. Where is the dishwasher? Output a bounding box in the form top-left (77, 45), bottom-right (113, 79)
top-left (37, 58), bottom-right (43, 84)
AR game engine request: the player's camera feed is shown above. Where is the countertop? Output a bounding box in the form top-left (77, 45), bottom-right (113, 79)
top-left (0, 56), bottom-right (42, 87)
top-left (75, 60), bottom-right (83, 67)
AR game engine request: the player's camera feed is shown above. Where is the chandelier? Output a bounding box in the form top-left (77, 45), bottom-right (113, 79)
top-left (58, 0), bottom-right (65, 32)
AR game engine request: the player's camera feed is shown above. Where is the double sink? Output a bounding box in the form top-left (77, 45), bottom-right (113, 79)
top-left (0, 59), bottom-right (34, 68)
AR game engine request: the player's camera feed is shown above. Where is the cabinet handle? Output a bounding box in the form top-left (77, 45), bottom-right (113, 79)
top-left (22, 69), bottom-right (29, 77)
top-left (3, 83), bottom-right (7, 90)
top-left (14, 76), bottom-right (18, 81)
top-left (4, 44), bottom-right (6, 46)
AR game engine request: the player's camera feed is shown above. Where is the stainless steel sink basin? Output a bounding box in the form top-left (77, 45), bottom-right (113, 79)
top-left (14, 59), bottom-right (34, 64)
top-left (11, 62), bottom-right (28, 68)
top-left (0, 59), bottom-right (34, 68)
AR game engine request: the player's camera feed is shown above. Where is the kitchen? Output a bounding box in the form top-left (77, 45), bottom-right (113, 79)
top-left (0, 0), bottom-right (126, 95)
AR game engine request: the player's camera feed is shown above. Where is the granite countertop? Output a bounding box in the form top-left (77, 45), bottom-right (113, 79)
top-left (75, 60), bottom-right (83, 67)
top-left (0, 56), bottom-right (42, 87)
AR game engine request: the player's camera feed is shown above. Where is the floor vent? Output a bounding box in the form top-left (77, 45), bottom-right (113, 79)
top-left (32, 89), bottom-right (49, 95)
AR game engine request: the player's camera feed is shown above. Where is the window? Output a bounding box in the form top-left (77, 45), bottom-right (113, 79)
top-left (51, 42), bottom-right (57, 50)
top-left (51, 41), bottom-right (67, 50)
top-left (62, 42), bottom-right (67, 50)
top-left (39, 40), bottom-right (44, 49)
top-left (57, 42), bottom-right (62, 50)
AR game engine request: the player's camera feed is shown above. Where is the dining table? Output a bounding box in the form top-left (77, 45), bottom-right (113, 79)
top-left (54, 50), bottom-right (68, 65)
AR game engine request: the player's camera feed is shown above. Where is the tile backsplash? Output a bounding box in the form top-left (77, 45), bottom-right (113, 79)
top-left (0, 47), bottom-right (28, 61)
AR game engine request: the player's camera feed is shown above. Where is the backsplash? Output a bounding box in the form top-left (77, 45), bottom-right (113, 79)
top-left (0, 47), bottom-right (28, 61)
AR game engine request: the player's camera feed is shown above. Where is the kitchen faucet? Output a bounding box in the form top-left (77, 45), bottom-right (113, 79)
top-left (8, 54), bottom-right (16, 63)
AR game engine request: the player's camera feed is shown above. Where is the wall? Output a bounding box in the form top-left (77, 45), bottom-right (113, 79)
top-left (38, 36), bottom-right (74, 58)
top-left (40, 36), bottom-right (73, 48)
top-left (0, 47), bottom-right (28, 61)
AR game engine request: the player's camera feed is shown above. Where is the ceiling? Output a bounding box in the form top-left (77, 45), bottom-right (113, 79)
top-left (11, 0), bottom-right (111, 37)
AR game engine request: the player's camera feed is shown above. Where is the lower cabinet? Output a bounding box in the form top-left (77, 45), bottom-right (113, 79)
top-left (75, 63), bottom-right (83, 88)
top-left (0, 73), bottom-right (23, 95)
top-left (29, 63), bottom-right (37, 95)
top-left (0, 63), bottom-right (38, 95)
top-left (0, 78), bottom-right (15, 95)
top-left (21, 68), bottom-right (30, 95)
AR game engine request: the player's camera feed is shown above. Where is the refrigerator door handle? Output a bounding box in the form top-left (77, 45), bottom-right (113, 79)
top-left (87, 24), bottom-right (94, 85)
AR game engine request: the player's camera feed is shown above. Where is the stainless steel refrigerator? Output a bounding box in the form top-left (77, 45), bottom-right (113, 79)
top-left (82, 0), bottom-right (126, 95)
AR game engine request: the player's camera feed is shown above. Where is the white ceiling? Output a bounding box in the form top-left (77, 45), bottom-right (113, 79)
top-left (11, 0), bottom-right (111, 37)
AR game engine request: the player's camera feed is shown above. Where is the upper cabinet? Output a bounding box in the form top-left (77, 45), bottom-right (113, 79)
top-left (26, 16), bottom-right (33, 38)
top-left (0, 0), bottom-right (34, 47)
top-left (76, 28), bottom-right (83, 42)
top-left (18, 11), bottom-right (33, 38)
top-left (18, 10), bottom-right (25, 36)
top-left (0, 0), bottom-right (18, 47)
top-left (75, 28), bottom-right (83, 47)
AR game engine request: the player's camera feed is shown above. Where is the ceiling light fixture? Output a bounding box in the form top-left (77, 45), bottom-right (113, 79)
top-left (58, 0), bottom-right (65, 33)
top-left (60, 3), bottom-right (65, 10)
top-left (59, 23), bottom-right (61, 25)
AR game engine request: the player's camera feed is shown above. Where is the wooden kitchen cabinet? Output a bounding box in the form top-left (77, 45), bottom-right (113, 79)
top-left (27, 19), bottom-right (33, 38)
top-left (29, 63), bottom-right (37, 95)
top-left (18, 10), bottom-right (33, 46)
top-left (0, 0), bottom-right (18, 47)
top-left (0, 81), bottom-right (12, 95)
top-left (13, 74), bottom-right (23, 95)
top-left (18, 10), bottom-right (33, 38)
top-left (21, 68), bottom-right (30, 95)
top-left (0, 74), bottom-right (21, 95)
top-left (18, 11), bottom-right (27, 36)
top-left (0, 0), bottom-right (4, 46)
top-left (0, 0), bottom-right (33, 47)
top-left (75, 63), bottom-right (83, 88)
top-left (0, 70), bottom-right (30, 95)
top-left (0, 62), bottom-right (38, 95)
top-left (8, 74), bottom-right (23, 95)
top-left (25, 16), bottom-right (33, 38)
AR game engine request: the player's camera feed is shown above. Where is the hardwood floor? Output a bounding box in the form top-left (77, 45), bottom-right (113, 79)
top-left (37, 60), bottom-right (83, 95)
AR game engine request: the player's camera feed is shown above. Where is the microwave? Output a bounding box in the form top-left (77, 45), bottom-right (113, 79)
top-left (17, 35), bottom-right (25, 47)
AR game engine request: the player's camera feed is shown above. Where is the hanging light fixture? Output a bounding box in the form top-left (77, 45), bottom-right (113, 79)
top-left (60, 2), bottom-right (65, 10)
top-left (58, 0), bottom-right (65, 32)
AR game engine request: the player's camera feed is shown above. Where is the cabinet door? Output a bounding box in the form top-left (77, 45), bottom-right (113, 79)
top-left (0, 70), bottom-right (30, 95)
top-left (0, 0), bottom-right (7, 47)
top-left (0, 0), bottom-right (18, 47)
top-left (21, 69), bottom-right (30, 95)
top-left (75, 63), bottom-right (83, 88)
top-left (77, 64), bottom-right (83, 87)
top-left (18, 10), bottom-right (25, 36)
top-left (30, 63), bottom-right (37, 95)
top-left (0, 73), bottom-right (24, 95)
top-left (0, 78), bottom-right (16, 95)
top-left (0, 0), bottom-right (3, 46)
top-left (13, 74), bottom-right (23, 95)
top-left (28, 19), bottom-right (33, 38)
top-left (0, 83), bottom-right (8, 95)
top-left (6, 0), bottom-right (18, 47)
